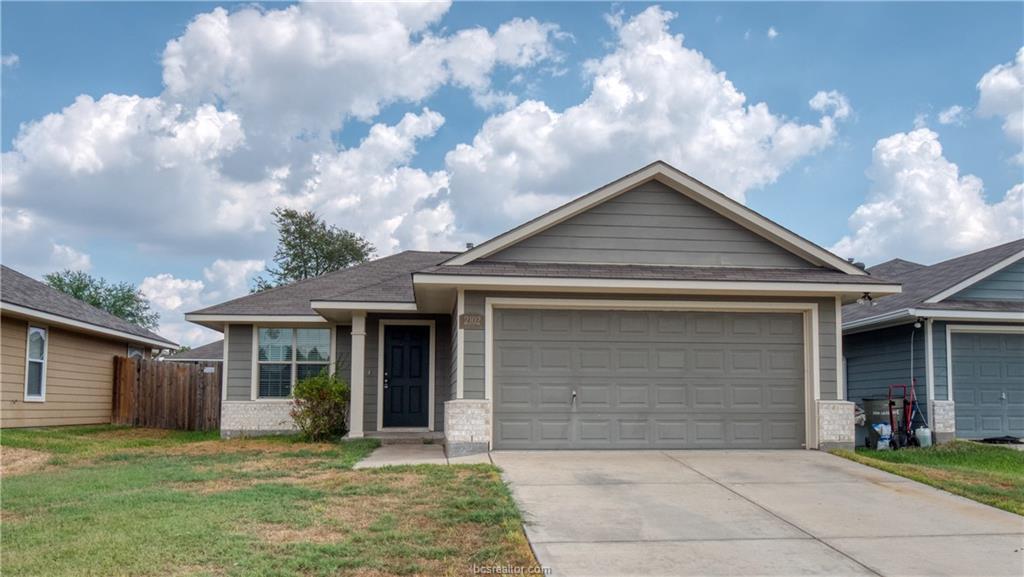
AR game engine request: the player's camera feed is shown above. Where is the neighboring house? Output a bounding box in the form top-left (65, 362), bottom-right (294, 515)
top-left (1, 265), bottom-right (177, 428)
top-left (164, 340), bottom-right (223, 363)
top-left (185, 161), bottom-right (900, 453)
top-left (843, 239), bottom-right (1024, 444)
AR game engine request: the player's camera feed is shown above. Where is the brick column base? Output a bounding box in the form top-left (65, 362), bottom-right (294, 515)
top-left (817, 400), bottom-right (856, 451)
top-left (930, 400), bottom-right (956, 444)
top-left (444, 399), bottom-right (491, 457)
top-left (220, 401), bottom-right (297, 438)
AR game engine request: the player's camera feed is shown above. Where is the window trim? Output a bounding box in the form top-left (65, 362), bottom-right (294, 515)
top-left (252, 326), bottom-right (335, 400)
top-left (24, 325), bottom-right (48, 402)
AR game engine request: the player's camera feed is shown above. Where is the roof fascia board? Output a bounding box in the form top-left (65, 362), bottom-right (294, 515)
top-left (310, 301), bottom-right (418, 312)
top-left (912, 309), bottom-right (1024, 322)
top-left (842, 308), bottom-right (915, 334)
top-left (184, 314), bottom-right (329, 324)
top-left (413, 273), bottom-right (899, 295)
top-left (444, 162), bottom-right (867, 276)
top-left (1, 302), bottom-right (176, 348)
top-left (842, 307), bottom-right (1024, 333)
top-left (923, 250), bottom-right (1024, 303)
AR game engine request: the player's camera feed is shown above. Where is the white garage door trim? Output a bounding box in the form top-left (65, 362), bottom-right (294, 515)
top-left (945, 324), bottom-right (1024, 402)
top-left (484, 297), bottom-right (821, 449)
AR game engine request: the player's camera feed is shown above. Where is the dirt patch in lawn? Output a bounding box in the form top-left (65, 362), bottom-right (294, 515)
top-left (0, 446), bottom-right (51, 477)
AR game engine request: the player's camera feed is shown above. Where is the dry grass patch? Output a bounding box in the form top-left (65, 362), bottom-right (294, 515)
top-left (2, 428), bottom-right (537, 576)
top-left (0, 446), bottom-right (51, 477)
top-left (254, 522), bottom-right (347, 544)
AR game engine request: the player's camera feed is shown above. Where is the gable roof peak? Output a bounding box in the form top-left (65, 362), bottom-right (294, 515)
top-left (444, 161), bottom-right (868, 276)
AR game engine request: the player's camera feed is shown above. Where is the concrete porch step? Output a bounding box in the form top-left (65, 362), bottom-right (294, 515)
top-left (365, 431), bottom-right (445, 445)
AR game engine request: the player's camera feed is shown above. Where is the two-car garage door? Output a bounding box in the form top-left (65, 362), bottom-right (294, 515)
top-left (492, 308), bottom-right (807, 449)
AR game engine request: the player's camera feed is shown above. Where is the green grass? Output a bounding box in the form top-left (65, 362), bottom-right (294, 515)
top-left (0, 427), bottom-right (537, 577)
top-left (834, 441), bottom-right (1024, 515)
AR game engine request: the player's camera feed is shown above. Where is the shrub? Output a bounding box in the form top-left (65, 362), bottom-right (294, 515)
top-left (290, 370), bottom-right (350, 442)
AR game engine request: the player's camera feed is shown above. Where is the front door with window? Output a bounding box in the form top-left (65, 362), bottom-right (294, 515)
top-left (383, 325), bottom-right (430, 428)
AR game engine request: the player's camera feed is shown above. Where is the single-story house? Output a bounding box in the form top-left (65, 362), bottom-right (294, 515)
top-left (843, 239), bottom-right (1024, 444)
top-left (164, 340), bottom-right (223, 364)
top-left (185, 161), bottom-right (900, 453)
top-left (1, 265), bottom-right (177, 428)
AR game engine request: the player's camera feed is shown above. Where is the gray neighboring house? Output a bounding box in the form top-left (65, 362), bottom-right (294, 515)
top-left (164, 340), bottom-right (223, 363)
top-left (843, 239), bottom-right (1024, 445)
top-left (185, 161), bottom-right (900, 453)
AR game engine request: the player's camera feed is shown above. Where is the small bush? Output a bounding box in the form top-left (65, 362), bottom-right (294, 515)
top-left (290, 370), bottom-right (350, 442)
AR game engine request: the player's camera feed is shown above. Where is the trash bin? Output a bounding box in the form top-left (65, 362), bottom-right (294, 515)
top-left (862, 397), bottom-right (902, 448)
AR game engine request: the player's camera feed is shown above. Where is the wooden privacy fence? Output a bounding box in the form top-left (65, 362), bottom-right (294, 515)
top-left (113, 357), bottom-right (221, 431)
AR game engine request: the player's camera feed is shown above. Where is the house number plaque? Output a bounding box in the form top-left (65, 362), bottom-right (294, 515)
top-left (459, 313), bottom-right (484, 330)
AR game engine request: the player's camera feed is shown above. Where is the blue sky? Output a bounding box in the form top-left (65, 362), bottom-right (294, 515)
top-left (2, 2), bottom-right (1022, 345)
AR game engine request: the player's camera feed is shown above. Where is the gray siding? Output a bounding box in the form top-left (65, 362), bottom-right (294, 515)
top-left (463, 292), bottom-right (839, 401)
top-left (226, 324), bottom-right (253, 401)
top-left (484, 181), bottom-right (816, 268)
top-left (335, 326), bottom-right (352, 384)
top-left (933, 321), bottom-right (949, 400)
top-left (950, 259), bottom-right (1024, 301)
top-left (844, 323), bottom-right (928, 421)
top-left (449, 305), bottom-right (459, 400)
top-left (363, 314), bottom-right (452, 432)
top-left (464, 292), bottom-right (487, 399)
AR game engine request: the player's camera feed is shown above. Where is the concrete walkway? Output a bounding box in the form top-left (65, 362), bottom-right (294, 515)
top-left (492, 450), bottom-right (1024, 577)
top-left (354, 444), bottom-right (491, 468)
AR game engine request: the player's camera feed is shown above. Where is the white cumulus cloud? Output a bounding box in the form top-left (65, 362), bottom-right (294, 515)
top-left (767, 27), bottom-right (779, 40)
top-left (444, 6), bottom-right (850, 238)
top-left (977, 47), bottom-right (1023, 145)
top-left (937, 105), bottom-right (967, 126)
top-left (142, 258), bottom-right (266, 347)
top-left (161, 3), bottom-right (563, 138)
top-left (831, 128), bottom-right (1023, 264)
top-left (2, 2), bottom-right (565, 269)
top-left (50, 243), bottom-right (92, 272)
top-left (2, 53), bottom-right (19, 67)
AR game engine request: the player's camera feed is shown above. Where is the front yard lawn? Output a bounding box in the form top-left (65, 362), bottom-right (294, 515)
top-left (0, 426), bottom-right (537, 577)
top-left (834, 441), bottom-right (1024, 515)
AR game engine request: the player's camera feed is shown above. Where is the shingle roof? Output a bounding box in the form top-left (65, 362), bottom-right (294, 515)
top-left (192, 248), bottom-right (899, 318)
top-left (844, 238), bottom-right (1024, 325)
top-left (165, 339), bottom-right (223, 361)
top-left (189, 251), bottom-right (454, 315)
top-left (868, 258), bottom-right (926, 281)
top-left (417, 261), bottom-right (894, 285)
top-left (1, 265), bottom-right (176, 347)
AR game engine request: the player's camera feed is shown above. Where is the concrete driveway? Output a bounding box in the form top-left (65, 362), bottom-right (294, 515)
top-left (492, 450), bottom-right (1024, 577)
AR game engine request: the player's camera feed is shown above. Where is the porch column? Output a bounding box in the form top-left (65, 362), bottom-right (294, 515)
top-left (349, 312), bottom-right (366, 438)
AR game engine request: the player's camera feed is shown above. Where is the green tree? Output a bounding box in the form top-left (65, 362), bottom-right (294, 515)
top-left (44, 270), bottom-right (160, 329)
top-left (252, 207), bottom-right (374, 292)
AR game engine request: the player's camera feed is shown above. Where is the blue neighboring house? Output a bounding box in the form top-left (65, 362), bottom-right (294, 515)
top-left (843, 239), bottom-right (1024, 445)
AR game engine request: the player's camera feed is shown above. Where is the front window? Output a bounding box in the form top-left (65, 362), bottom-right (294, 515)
top-left (127, 346), bottom-right (144, 360)
top-left (25, 326), bottom-right (47, 401)
top-left (257, 328), bottom-right (330, 398)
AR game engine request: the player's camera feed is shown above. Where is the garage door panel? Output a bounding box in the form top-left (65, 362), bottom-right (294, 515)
top-left (951, 331), bottom-right (1024, 439)
top-left (493, 309), bottom-right (806, 449)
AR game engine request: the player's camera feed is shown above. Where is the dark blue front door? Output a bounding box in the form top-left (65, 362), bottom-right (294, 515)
top-left (383, 325), bottom-right (429, 428)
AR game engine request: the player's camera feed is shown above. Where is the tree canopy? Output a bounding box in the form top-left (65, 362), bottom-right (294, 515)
top-left (253, 208), bottom-right (374, 291)
top-left (45, 270), bottom-right (160, 330)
